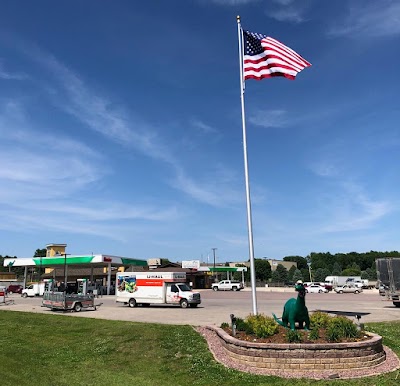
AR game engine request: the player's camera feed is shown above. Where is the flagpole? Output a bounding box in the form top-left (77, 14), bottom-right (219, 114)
top-left (237, 15), bottom-right (258, 315)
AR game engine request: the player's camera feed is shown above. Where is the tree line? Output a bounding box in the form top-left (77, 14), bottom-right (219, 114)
top-left (233, 250), bottom-right (400, 284)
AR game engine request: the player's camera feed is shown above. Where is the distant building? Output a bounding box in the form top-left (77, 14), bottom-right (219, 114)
top-left (46, 243), bottom-right (67, 257)
top-left (268, 259), bottom-right (297, 271)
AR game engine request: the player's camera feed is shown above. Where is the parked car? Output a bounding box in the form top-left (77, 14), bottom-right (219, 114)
top-left (334, 285), bottom-right (362, 294)
top-left (7, 284), bottom-right (23, 294)
top-left (379, 284), bottom-right (389, 296)
top-left (305, 284), bottom-right (328, 293)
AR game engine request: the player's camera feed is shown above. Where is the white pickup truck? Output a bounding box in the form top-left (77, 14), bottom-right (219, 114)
top-left (211, 280), bottom-right (244, 291)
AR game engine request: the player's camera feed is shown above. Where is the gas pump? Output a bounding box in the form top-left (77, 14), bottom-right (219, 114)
top-left (44, 279), bottom-right (54, 292)
top-left (77, 278), bottom-right (88, 295)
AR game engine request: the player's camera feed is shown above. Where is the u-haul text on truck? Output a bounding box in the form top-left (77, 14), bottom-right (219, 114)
top-left (115, 272), bottom-right (201, 308)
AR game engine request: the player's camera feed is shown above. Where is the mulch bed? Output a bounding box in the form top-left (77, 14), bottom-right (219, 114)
top-left (223, 325), bottom-right (371, 344)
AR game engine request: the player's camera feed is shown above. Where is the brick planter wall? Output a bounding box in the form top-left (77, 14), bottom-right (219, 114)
top-left (210, 326), bottom-right (386, 372)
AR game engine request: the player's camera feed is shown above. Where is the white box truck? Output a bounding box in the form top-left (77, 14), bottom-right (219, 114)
top-left (324, 276), bottom-right (362, 290)
top-left (22, 283), bottom-right (45, 297)
top-left (115, 272), bottom-right (201, 308)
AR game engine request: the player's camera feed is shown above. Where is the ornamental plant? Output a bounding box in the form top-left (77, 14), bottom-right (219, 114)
top-left (244, 313), bottom-right (279, 338)
top-left (326, 316), bottom-right (361, 342)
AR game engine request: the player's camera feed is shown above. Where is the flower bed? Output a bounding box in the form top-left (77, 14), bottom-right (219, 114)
top-left (209, 325), bottom-right (386, 373)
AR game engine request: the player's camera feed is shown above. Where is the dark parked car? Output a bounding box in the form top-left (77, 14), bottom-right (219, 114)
top-left (7, 284), bottom-right (23, 294)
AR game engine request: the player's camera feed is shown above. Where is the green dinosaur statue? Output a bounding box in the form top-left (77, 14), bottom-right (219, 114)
top-left (272, 281), bottom-right (310, 330)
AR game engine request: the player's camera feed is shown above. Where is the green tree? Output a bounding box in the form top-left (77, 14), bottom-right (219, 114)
top-left (291, 268), bottom-right (304, 283)
top-left (314, 268), bottom-right (330, 282)
top-left (302, 268), bottom-right (311, 282)
top-left (283, 255), bottom-right (307, 270)
top-left (342, 262), bottom-right (361, 276)
top-left (309, 252), bottom-right (332, 270)
top-left (34, 249), bottom-right (47, 257)
top-left (364, 267), bottom-right (377, 280)
top-left (332, 262), bottom-right (342, 276)
top-left (287, 265), bottom-right (297, 282)
top-left (271, 264), bottom-right (288, 283)
top-left (254, 259), bottom-right (271, 282)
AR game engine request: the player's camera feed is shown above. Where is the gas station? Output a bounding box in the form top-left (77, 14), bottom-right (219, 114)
top-left (3, 243), bottom-right (147, 296)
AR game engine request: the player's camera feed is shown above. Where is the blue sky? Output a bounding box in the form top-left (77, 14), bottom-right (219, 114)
top-left (1, 0), bottom-right (400, 263)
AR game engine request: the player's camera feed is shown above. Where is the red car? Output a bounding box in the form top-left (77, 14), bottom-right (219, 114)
top-left (7, 284), bottom-right (23, 294)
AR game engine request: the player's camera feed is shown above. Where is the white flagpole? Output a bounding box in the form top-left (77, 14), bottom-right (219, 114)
top-left (237, 15), bottom-right (258, 315)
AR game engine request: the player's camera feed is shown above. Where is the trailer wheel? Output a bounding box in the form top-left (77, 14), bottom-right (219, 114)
top-left (128, 298), bottom-right (137, 308)
top-left (74, 303), bottom-right (82, 312)
top-left (180, 299), bottom-right (189, 309)
top-left (212, 287), bottom-right (218, 291)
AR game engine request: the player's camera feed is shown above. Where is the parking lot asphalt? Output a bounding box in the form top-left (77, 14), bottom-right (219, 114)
top-left (1, 288), bottom-right (398, 326)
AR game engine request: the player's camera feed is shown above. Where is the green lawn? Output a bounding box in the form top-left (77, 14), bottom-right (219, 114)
top-left (0, 310), bottom-right (399, 386)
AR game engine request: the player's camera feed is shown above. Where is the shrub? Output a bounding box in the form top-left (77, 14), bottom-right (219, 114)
top-left (220, 322), bottom-right (229, 329)
top-left (310, 311), bottom-right (331, 329)
top-left (286, 329), bottom-right (303, 343)
top-left (234, 317), bottom-right (247, 332)
top-left (244, 314), bottom-right (279, 338)
top-left (308, 328), bottom-right (320, 341)
top-left (326, 316), bottom-right (361, 342)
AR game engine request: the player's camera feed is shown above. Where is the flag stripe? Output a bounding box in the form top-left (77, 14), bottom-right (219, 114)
top-left (244, 55), bottom-right (305, 73)
top-left (243, 30), bottom-right (311, 81)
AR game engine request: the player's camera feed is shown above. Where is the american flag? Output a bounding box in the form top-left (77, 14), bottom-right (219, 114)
top-left (243, 30), bottom-right (311, 81)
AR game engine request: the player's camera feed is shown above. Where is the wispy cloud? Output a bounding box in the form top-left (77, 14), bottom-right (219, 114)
top-left (173, 166), bottom-right (243, 208)
top-left (328, 1), bottom-right (400, 38)
top-left (19, 46), bottom-right (244, 208)
top-left (0, 101), bottom-right (104, 200)
top-left (268, 0), bottom-right (308, 23)
top-left (320, 184), bottom-right (392, 232)
top-left (249, 109), bottom-right (290, 128)
top-left (0, 60), bottom-right (27, 80)
top-left (0, 95), bottom-right (182, 240)
top-left (190, 118), bottom-right (218, 135)
top-left (0, 41), bottom-right (245, 235)
top-left (268, 8), bottom-right (305, 23)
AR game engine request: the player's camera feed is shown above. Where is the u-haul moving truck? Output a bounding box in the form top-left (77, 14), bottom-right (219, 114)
top-left (116, 272), bottom-right (201, 308)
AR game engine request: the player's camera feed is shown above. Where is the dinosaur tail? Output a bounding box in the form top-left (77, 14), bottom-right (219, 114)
top-left (272, 313), bottom-right (285, 327)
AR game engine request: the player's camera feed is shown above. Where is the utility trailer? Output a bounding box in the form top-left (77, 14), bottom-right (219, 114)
top-left (42, 279), bottom-right (100, 312)
top-left (376, 258), bottom-right (400, 308)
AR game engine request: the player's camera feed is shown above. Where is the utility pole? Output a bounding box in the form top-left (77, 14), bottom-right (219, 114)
top-left (212, 248), bottom-right (217, 282)
top-left (62, 253), bottom-right (71, 291)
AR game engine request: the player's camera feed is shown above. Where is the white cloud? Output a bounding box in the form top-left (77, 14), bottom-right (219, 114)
top-left (321, 191), bottom-right (391, 233)
top-left (0, 60), bottom-right (27, 80)
top-left (328, 1), bottom-right (400, 38)
top-left (249, 109), bottom-right (289, 128)
top-left (268, 7), bottom-right (305, 23)
top-left (171, 167), bottom-right (243, 207)
top-left (190, 118), bottom-right (218, 134)
top-left (21, 48), bottom-right (244, 208)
